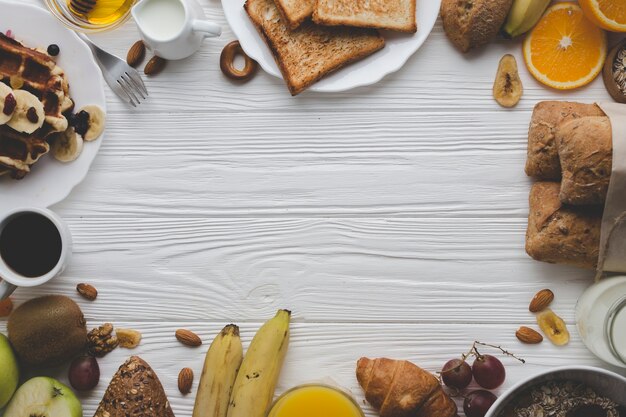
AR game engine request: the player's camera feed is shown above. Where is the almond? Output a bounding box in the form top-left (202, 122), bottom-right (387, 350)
top-left (178, 367), bottom-right (193, 394)
top-left (175, 329), bottom-right (202, 347)
top-left (516, 326), bottom-right (543, 344)
top-left (144, 56), bottom-right (166, 76)
top-left (77, 283), bottom-right (98, 301)
top-left (529, 289), bottom-right (554, 312)
top-left (127, 40), bottom-right (146, 68)
top-left (0, 297), bottom-right (13, 317)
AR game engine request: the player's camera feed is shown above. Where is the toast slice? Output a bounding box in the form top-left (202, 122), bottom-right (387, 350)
top-left (244, 0), bottom-right (385, 95)
top-left (274, 0), bottom-right (315, 29)
top-left (313, 0), bottom-right (417, 33)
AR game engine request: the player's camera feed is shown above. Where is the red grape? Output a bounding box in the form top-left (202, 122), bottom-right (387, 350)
top-left (472, 354), bottom-right (505, 389)
top-left (441, 359), bottom-right (472, 389)
top-left (464, 390), bottom-right (497, 417)
top-left (68, 355), bottom-right (100, 391)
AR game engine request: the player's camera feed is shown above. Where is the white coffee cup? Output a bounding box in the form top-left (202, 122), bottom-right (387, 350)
top-left (0, 207), bottom-right (72, 300)
top-left (132, 0), bottom-right (221, 60)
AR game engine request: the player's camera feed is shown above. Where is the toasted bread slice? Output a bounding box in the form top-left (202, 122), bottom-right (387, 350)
top-left (313, 0), bottom-right (417, 33)
top-left (245, 0), bottom-right (385, 95)
top-left (274, 0), bottom-right (315, 29)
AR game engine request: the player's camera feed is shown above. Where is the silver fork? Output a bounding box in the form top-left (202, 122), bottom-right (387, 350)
top-left (76, 32), bottom-right (148, 107)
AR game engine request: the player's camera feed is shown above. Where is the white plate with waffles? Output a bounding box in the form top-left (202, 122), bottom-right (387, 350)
top-left (222, 0), bottom-right (441, 93)
top-left (0, 0), bottom-right (106, 212)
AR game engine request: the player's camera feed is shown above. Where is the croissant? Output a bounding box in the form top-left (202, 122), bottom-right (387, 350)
top-left (356, 357), bottom-right (457, 417)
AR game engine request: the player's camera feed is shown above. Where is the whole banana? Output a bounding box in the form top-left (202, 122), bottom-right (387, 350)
top-left (503, 0), bottom-right (551, 38)
top-left (193, 325), bottom-right (243, 417)
top-left (226, 309), bottom-right (291, 417)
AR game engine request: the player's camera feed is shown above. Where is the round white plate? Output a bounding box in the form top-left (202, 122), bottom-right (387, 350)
top-left (0, 0), bottom-right (106, 212)
top-left (222, 0), bottom-right (441, 93)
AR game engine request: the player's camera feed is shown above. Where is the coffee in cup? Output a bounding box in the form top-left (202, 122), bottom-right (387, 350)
top-left (0, 208), bottom-right (71, 300)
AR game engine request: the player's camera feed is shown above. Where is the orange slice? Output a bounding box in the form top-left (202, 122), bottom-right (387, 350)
top-left (579, 0), bottom-right (626, 32)
top-left (523, 3), bottom-right (607, 90)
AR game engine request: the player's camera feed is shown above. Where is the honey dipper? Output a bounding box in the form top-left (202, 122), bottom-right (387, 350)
top-left (70, 0), bottom-right (97, 15)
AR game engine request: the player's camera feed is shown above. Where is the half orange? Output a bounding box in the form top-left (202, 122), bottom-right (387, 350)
top-left (579, 0), bottom-right (626, 32)
top-left (523, 3), bottom-right (607, 90)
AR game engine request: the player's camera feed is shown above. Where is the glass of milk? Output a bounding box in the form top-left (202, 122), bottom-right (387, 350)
top-left (576, 276), bottom-right (626, 368)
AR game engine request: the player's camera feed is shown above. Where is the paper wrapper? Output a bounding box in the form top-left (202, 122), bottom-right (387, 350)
top-left (596, 103), bottom-right (626, 279)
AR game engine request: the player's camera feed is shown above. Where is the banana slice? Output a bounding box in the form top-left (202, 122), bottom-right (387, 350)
top-left (537, 309), bottom-right (570, 346)
top-left (75, 105), bottom-right (105, 142)
top-left (0, 83), bottom-right (16, 125)
top-left (493, 54), bottom-right (523, 108)
top-left (51, 127), bottom-right (84, 163)
top-left (7, 90), bottom-right (45, 134)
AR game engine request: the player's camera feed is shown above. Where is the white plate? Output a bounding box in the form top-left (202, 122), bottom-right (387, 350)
top-left (222, 0), bottom-right (441, 93)
top-left (0, 0), bottom-right (106, 212)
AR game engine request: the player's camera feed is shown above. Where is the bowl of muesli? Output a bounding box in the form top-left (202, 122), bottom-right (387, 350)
top-left (487, 366), bottom-right (626, 417)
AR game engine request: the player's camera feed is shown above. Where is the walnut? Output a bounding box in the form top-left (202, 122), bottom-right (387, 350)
top-left (87, 323), bottom-right (119, 357)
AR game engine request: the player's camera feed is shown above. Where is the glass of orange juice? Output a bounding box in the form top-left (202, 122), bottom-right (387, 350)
top-left (268, 384), bottom-right (365, 417)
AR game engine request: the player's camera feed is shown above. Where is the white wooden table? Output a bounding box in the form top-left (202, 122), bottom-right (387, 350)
top-left (3, 1), bottom-right (626, 416)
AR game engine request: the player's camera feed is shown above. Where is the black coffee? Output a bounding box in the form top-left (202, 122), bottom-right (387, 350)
top-left (0, 212), bottom-right (62, 277)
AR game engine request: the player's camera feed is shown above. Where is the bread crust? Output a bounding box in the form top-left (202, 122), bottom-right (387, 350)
top-left (440, 0), bottom-right (514, 52)
top-left (526, 182), bottom-right (602, 269)
top-left (556, 116), bottom-right (612, 206)
top-left (274, 0), bottom-right (315, 30)
top-left (312, 0), bottom-right (417, 33)
top-left (526, 101), bottom-right (606, 180)
top-left (245, 0), bottom-right (385, 95)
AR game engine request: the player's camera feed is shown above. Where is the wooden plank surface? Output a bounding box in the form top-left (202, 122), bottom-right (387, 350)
top-left (1, 1), bottom-right (625, 416)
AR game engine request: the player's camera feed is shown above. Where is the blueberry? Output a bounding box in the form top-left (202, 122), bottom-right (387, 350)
top-left (47, 44), bottom-right (60, 56)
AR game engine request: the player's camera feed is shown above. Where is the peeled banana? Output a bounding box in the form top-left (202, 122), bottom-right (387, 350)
top-left (503, 0), bottom-right (551, 38)
top-left (226, 310), bottom-right (291, 417)
top-left (193, 325), bottom-right (243, 417)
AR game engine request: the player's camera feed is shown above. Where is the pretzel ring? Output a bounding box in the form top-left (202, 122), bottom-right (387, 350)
top-left (220, 41), bottom-right (258, 81)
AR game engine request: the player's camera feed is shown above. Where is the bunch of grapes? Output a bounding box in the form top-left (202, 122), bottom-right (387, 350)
top-left (439, 342), bottom-right (524, 417)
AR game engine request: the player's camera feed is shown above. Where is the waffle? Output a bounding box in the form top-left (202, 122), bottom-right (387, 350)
top-left (0, 33), bottom-right (72, 131)
top-left (0, 33), bottom-right (74, 178)
top-left (0, 124), bottom-right (50, 179)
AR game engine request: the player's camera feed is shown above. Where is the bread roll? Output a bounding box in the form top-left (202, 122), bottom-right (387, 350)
top-left (526, 182), bottom-right (602, 269)
top-left (556, 116), bottom-right (612, 206)
top-left (94, 356), bottom-right (175, 417)
top-left (525, 102), bottom-right (605, 180)
top-left (440, 0), bottom-right (513, 53)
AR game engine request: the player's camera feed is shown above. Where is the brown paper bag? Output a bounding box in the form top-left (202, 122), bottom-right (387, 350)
top-left (596, 103), bottom-right (626, 279)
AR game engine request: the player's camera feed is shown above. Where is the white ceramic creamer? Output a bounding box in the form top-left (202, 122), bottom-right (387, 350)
top-left (132, 0), bottom-right (221, 60)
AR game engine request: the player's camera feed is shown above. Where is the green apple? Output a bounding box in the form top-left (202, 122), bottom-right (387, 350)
top-left (3, 377), bottom-right (82, 417)
top-left (0, 332), bottom-right (19, 408)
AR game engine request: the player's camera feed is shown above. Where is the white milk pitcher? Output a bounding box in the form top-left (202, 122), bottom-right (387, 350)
top-left (132, 0), bottom-right (221, 60)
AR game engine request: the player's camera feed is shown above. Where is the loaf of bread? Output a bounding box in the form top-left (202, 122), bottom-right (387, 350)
top-left (526, 182), bottom-right (602, 269)
top-left (556, 116), bottom-right (612, 206)
top-left (94, 356), bottom-right (175, 417)
top-left (356, 357), bottom-right (457, 417)
top-left (526, 102), bottom-right (605, 180)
